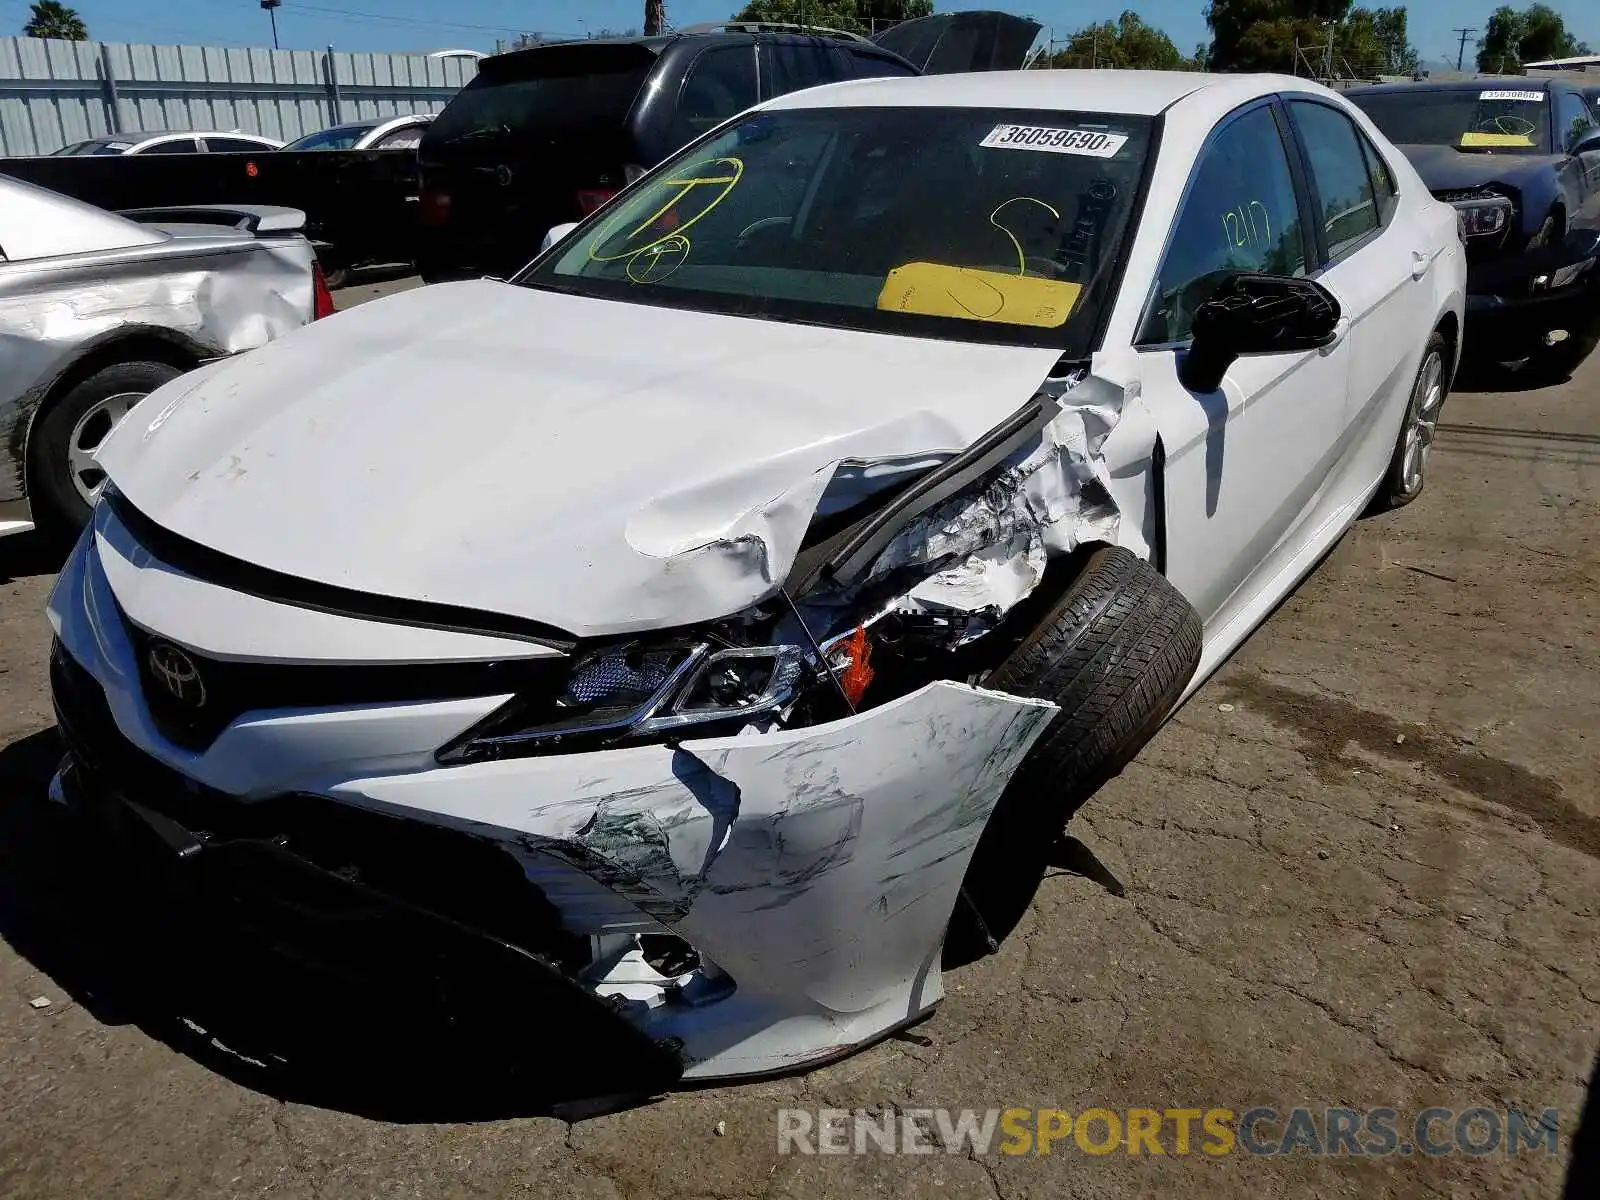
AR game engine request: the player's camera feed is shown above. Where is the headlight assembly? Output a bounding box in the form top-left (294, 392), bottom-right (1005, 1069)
top-left (1450, 195), bottom-right (1513, 240)
top-left (436, 634), bottom-right (842, 763)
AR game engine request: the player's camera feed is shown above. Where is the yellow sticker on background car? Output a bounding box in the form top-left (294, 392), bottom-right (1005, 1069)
top-left (877, 263), bottom-right (1082, 329)
top-left (1459, 131), bottom-right (1535, 148)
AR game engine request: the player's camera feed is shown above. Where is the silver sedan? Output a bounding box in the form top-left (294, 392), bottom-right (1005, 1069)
top-left (0, 177), bottom-right (330, 538)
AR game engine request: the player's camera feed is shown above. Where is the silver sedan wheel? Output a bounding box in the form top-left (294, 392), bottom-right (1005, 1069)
top-left (66, 391), bottom-right (143, 507)
top-left (1399, 351), bottom-right (1444, 495)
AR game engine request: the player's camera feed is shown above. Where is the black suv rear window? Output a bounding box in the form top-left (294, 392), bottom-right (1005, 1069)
top-left (426, 44), bottom-right (657, 147)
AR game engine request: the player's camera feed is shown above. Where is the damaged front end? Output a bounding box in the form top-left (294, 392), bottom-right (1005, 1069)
top-left (50, 351), bottom-right (1157, 1083)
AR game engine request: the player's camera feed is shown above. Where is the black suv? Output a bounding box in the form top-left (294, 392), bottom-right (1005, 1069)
top-left (415, 25), bottom-right (918, 281)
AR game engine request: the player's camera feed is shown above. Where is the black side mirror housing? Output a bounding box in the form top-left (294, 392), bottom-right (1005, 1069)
top-left (1179, 273), bottom-right (1343, 394)
top-left (1574, 129), bottom-right (1600, 157)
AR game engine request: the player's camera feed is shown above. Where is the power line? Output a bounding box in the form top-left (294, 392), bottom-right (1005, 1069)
top-left (1452, 27), bottom-right (1477, 72)
top-left (289, 4), bottom-right (535, 37)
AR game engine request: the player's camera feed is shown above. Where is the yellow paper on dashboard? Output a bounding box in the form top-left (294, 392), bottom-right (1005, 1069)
top-left (1459, 131), bottom-right (1534, 148)
top-left (877, 262), bottom-right (1081, 329)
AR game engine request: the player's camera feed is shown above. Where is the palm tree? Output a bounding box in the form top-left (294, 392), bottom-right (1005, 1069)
top-left (23, 1), bottom-right (89, 41)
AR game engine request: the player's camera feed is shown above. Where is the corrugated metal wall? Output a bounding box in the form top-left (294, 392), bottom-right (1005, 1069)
top-left (0, 36), bottom-right (478, 157)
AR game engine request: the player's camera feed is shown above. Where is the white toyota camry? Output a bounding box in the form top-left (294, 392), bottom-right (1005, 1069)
top-left (47, 70), bottom-right (1464, 1089)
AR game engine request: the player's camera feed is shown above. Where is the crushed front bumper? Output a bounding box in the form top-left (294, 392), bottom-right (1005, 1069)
top-left (46, 520), bottom-right (1059, 1080)
top-left (51, 643), bottom-right (686, 1096)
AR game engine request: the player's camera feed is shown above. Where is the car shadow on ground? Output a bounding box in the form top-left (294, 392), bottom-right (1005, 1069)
top-left (0, 531), bottom-right (68, 585)
top-left (0, 728), bottom-right (667, 1123)
top-left (1453, 349), bottom-right (1594, 395)
top-left (1566, 1046), bottom-right (1600, 1198)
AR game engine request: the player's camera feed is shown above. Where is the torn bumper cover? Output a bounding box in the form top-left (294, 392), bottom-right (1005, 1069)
top-left (51, 692), bottom-right (684, 1096)
top-left (50, 526), bottom-right (1058, 1078)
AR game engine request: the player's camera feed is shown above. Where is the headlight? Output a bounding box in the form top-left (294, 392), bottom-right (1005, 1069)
top-left (1451, 195), bottom-right (1513, 239)
top-left (436, 635), bottom-right (837, 763)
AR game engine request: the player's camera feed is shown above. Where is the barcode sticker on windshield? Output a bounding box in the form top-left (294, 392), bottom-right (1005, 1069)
top-left (980, 125), bottom-right (1129, 158)
top-left (1479, 89), bottom-right (1544, 102)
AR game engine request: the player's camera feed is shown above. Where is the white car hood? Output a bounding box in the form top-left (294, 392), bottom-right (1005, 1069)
top-left (98, 280), bottom-right (1064, 637)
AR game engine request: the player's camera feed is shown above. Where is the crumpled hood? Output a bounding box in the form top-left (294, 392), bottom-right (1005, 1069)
top-left (98, 280), bottom-right (1063, 637)
top-left (1395, 143), bottom-right (1565, 195)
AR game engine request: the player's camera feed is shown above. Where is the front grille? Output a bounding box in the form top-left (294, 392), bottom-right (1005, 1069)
top-left (117, 609), bottom-right (567, 751)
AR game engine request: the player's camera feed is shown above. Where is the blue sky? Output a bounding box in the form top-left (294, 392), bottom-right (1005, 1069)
top-left (6, 2), bottom-right (1597, 67)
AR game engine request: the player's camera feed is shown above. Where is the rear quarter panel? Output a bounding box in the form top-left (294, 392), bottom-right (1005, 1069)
top-left (0, 236), bottom-right (314, 504)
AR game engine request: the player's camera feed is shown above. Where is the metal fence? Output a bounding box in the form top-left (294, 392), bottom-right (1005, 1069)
top-left (0, 35), bottom-right (478, 158)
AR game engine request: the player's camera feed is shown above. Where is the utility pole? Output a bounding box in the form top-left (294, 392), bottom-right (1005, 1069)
top-left (644, 1), bottom-right (665, 37)
top-left (1452, 27), bottom-right (1476, 72)
top-left (261, 0), bottom-right (282, 50)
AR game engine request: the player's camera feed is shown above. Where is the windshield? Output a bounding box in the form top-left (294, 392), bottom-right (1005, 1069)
top-left (52, 139), bottom-right (131, 155)
top-left (524, 107), bottom-right (1155, 352)
top-left (1352, 88), bottom-right (1552, 153)
top-left (425, 44), bottom-right (655, 150)
top-left (285, 124), bottom-right (376, 151)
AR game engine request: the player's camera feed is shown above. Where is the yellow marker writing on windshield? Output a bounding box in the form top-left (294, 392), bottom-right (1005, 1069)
top-left (990, 196), bottom-right (1062, 276)
top-left (587, 156), bottom-right (745, 266)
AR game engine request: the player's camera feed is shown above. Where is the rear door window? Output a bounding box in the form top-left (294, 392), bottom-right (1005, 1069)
top-left (425, 44), bottom-right (656, 150)
top-left (1556, 90), bottom-right (1596, 152)
top-left (1356, 127), bottom-right (1399, 223)
top-left (836, 48), bottom-right (918, 80)
top-left (373, 125), bottom-right (426, 150)
top-left (205, 137), bottom-right (271, 153)
top-left (679, 45), bottom-right (759, 134)
top-left (141, 137), bottom-right (199, 154)
top-left (763, 38), bottom-right (839, 99)
top-left (1288, 100), bottom-right (1381, 261)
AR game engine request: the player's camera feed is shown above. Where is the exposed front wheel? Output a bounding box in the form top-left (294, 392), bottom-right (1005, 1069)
top-left (28, 360), bottom-right (182, 538)
top-left (945, 546), bottom-right (1203, 965)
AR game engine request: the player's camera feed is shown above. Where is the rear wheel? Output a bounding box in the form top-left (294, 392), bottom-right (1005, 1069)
top-left (945, 546), bottom-right (1202, 965)
top-left (28, 360), bottom-right (182, 537)
top-left (1368, 332), bottom-right (1447, 513)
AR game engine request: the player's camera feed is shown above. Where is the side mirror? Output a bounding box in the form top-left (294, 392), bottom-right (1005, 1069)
top-left (539, 222), bottom-right (579, 255)
top-left (1179, 274), bottom-right (1342, 394)
top-left (1574, 129), bottom-right (1600, 157)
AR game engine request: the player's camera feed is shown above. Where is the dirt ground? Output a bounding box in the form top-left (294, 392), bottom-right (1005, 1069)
top-left (0, 283), bottom-right (1596, 1198)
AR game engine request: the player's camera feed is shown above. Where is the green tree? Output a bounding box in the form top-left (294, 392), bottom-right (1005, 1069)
top-left (1342, 7), bottom-right (1419, 75)
top-left (23, 1), bottom-right (88, 40)
top-left (1204, 0), bottom-right (1418, 77)
top-left (1049, 12), bottom-right (1192, 70)
top-left (1477, 4), bottom-right (1590, 73)
top-left (731, 0), bottom-right (933, 36)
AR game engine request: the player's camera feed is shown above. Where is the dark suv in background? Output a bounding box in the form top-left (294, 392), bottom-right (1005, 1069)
top-left (1350, 77), bottom-right (1600, 380)
top-left (414, 24), bottom-right (918, 281)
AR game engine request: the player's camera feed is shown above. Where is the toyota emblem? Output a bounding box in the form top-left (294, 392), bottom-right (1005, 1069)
top-left (496, 164), bottom-right (514, 187)
top-left (148, 641), bottom-right (207, 709)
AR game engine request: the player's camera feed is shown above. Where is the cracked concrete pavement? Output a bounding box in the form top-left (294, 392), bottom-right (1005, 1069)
top-left (0, 282), bottom-right (1596, 1197)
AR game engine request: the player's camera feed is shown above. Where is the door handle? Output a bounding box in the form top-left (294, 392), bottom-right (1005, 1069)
top-left (1411, 250), bottom-right (1432, 280)
top-left (1320, 316), bottom-right (1351, 355)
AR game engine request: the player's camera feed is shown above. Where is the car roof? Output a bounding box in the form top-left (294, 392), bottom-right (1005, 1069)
top-left (124, 129), bottom-right (277, 140)
top-left (759, 69), bottom-right (1282, 118)
top-left (1349, 78), bottom-right (1556, 96)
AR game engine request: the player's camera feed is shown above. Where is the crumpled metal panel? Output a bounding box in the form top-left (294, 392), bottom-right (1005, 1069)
top-left (0, 232), bottom-right (312, 505)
